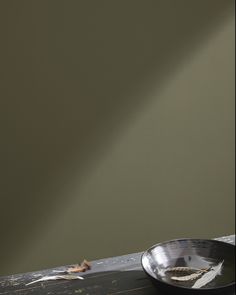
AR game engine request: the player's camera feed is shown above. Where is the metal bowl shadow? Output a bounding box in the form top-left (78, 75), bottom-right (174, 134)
top-left (141, 239), bottom-right (235, 295)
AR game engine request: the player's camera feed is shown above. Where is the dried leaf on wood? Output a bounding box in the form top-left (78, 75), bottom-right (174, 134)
top-left (67, 260), bottom-right (91, 273)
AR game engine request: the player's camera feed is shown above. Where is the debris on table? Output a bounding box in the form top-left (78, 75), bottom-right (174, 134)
top-left (25, 260), bottom-right (91, 286)
top-left (25, 274), bottom-right (84, 286)
top-left (67, 259), bottom-right (91, 273)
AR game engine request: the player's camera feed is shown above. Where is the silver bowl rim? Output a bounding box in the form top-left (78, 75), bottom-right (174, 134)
top-left (141, 238), bottom-right (236, 291)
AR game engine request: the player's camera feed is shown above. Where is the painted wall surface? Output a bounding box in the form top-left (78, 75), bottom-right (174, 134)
top-left (0, 0), bottom-right (235, 275)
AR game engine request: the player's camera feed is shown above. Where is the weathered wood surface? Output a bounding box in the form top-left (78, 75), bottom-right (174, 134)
top-left (0, 235), bottom-right (235, 295)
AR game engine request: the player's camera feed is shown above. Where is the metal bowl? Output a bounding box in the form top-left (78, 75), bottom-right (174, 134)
top-left (141, 239), bottom-right (235, 294)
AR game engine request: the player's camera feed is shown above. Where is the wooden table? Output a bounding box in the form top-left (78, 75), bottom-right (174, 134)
top-left (0, 235), bottom-right (235, 295)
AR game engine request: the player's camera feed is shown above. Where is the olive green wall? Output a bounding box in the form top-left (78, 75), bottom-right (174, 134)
top-left (0, 0), bottom-right (235, 275)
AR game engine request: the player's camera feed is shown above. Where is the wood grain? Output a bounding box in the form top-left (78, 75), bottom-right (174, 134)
top-left (0, 235), bottom-right (234, 295)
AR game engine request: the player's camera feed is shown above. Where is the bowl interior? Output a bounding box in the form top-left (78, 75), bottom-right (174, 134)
top-left (141, 239), bottom-right (235, 290)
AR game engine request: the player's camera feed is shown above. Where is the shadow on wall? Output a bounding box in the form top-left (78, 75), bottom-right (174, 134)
top-left (0, 0), bottom-right (234, 271)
